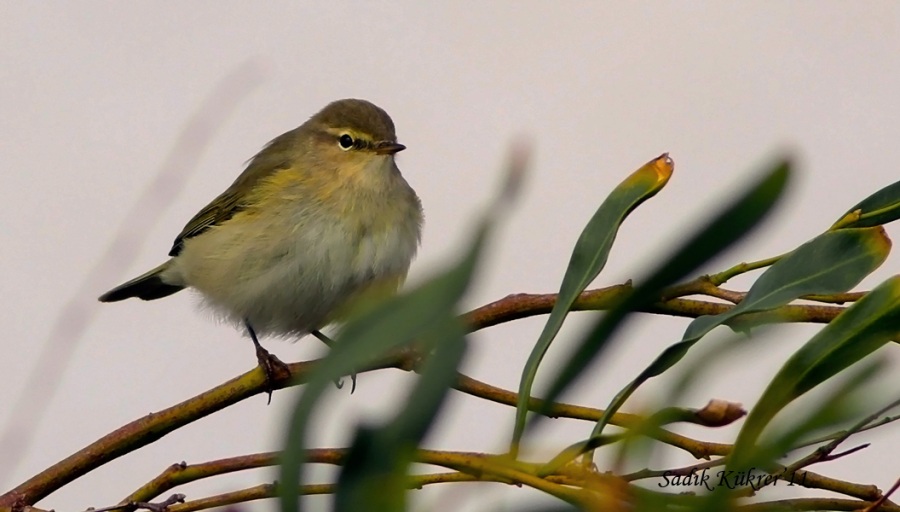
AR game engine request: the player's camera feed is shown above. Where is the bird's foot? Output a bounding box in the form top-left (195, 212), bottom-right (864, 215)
top-left (254, 343), bottom-right (291, 404)
top-left (246, 321), bottom-right (291, 404)
top-left (332, 372), bottom-right (358, 394)
top-left (311, 329), bottom-right (357, 393)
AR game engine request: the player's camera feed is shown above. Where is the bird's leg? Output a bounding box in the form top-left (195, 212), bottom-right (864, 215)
top-left (311, 329), bottom-right (357, 393)
top-left (246, 321), bottom-right (290, 404)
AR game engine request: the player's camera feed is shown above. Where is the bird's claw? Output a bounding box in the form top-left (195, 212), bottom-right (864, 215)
top-left (254, 343), bottom-right (291, 404)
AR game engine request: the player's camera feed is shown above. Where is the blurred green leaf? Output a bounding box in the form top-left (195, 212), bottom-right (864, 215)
top-left (583, 224), bottom-right (890, 449)
top-left (833, 178), bottom-right (900, 228)
top-left (732, 275), bottom-right (900, 463)
top-left (534, 159), bottom-right (791, 448)
top-left (280, 150), bottom-right (527, 512)
top-left (511, 154), bottom-right (674, 452)
top-left (334, 319), bottom-right (467, 512)
top-left (279, 243), bottom-right (479, 512)
top-left (764, 357), bottom-right (884, 466)
top-left (699, 275), bottom-right (900, 511)
top-left (377, 319), bottom-right (467, 443)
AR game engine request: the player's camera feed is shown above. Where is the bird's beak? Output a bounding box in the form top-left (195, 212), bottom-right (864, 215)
top-left (374, 141), bottom-right (406, 155)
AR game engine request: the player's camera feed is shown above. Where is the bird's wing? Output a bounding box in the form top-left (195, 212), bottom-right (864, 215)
top-left (168, 139), bottom-right (297, 257)
top-left (168, 187), bottom-right (248, 256)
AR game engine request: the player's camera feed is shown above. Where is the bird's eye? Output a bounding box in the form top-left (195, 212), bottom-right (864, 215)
top-left (339, 134), bottom-right (354, 150)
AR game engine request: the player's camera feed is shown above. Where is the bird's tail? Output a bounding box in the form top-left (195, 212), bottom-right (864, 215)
top-left (98, 260), bottom-right (185, 302)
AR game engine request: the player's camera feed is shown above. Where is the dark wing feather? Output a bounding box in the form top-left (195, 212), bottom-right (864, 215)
top-left (168, 130), bottom-right (300, 256)
top-left (168, 188), bottom-right (246, 256)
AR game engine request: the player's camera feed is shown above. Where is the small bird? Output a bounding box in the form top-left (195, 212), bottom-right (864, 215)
top-left (99, 99), bottom-right (423, 393)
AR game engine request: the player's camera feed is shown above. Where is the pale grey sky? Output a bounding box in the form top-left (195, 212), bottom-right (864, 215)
top-left (1, 3), bottom-right (898, 511)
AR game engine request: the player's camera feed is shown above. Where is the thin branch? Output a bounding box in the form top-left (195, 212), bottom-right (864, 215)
top-left (707, 254), bottom-right (784, 286)
top-left (662, 276), bottom-right (745, 304)
top-left (793, 413), bottom-right (900, 451)
top-left (702, 286), bottom-right (745, 304)
top-left (463, 284), bottom-right (856, 334)
top-left (162, 471), bottom-right (583, 512)
top-left (88, 493), bottom-right (185, 512)
top-left (621, 459), bottom-right (724, 482)
top-left (767, 464), bottom-right (885, 503)
top-left (168, 483), bottom-right (278, 512)
top-left (125, 449), bottom-right (565, 505)
top-left (453, 373), bottom-right (734, 459)
top-left (786, 396), bottom-right (900, 472)
top-left (861, 476), bottom-right (900, 512)
top-left (123, 449), bottom-right (346, 503)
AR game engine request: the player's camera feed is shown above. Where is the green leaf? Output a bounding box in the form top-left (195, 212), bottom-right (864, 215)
top-left (510, 154), bottom-right (674, 452)
top-left (581, 224), bottom-right (889, 453)
top-left (833, 178), bottom-right (900, 228)
top-left (379, 319), bottom-right (467, 443)
top-left (279, 247), bottom-right (478, 512)
top-left (699, 275), bottom-right (900, 511)
top-left (334, 319), bottom-right (467, 512)
top-left (280, 151), bottom-right (526, 512)
top-left (685, 226), bottom-right (889, 366)
top-left (534, 159), bottom-right (791, 451)
top-left (732, 275), bottom-right (900, 461)
top-left (715, 226), bottom-right (887, 322)
top-left (764, 357), bottom-right (884, 466)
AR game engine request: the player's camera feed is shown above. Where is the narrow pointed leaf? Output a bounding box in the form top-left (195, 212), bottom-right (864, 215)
top-left (279, 237), bottom-right (480, 512)
top-left (381, 319), bottom-right (467, 441)
top-left (280, 151), bottom-right (526, 512)
top-left (510, 154), bottom-right (674, 450)
top-left (335, 320), bottom-right (466, 512)
top-left (676, 225), bottom-right (888, 374)
top-left (535, 159), bottom-right (792, 439)
top-left (585, 225), bottom-right (890, 443)
top-left (726, 275), bottom-right (900, 474)
top-left (833, 178), bottom-right (900, 228)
